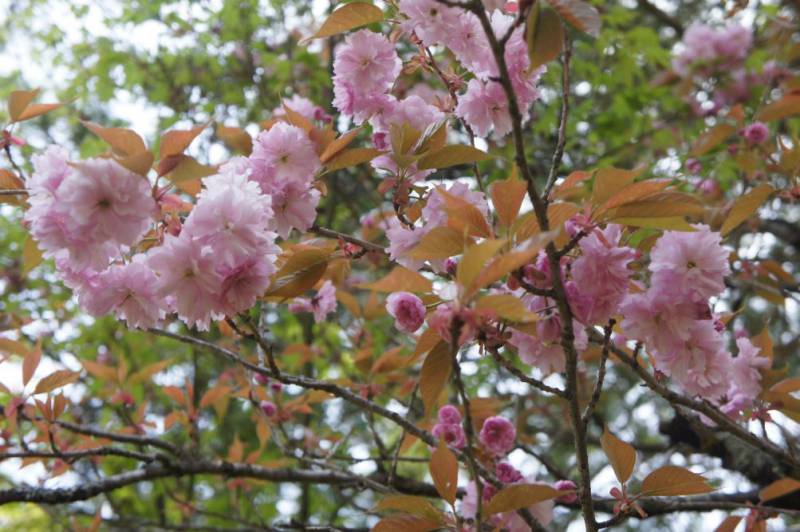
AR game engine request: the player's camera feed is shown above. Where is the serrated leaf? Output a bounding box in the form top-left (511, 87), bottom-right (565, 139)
top-left (595, 180), bottom-right (671, 218)
top-left (548, 0), bottom-right (601, 37)
top-left (420, 342), bottom-right (451, 416)
top-left (492, 176), bottom-right (528, 228)
top-left (320, 128), bottom-right (362, 163)
top-left (216, 125), bottom-right (253, 155)
top-left (457, 239), bottom-right (507, 290)
top-left (0, 338), bottom-right (28, 357)
top-left (324, 147), bottom-right (382, 173)
top-left (357, 266), bottom-right (432, 293)
top-left (591, 167), bottom-right (641, 206)
top-left (372, 515), bottom-right (441, 532)
top-left (307, 2), bottom-right (384, 40)
top-left (759, 478), bottom-right (800, 502)
top-left (639, 466), bottom-right (714, 496)
top-left (166, 156), bottom-right (217, 195)
top-left (475, 294), bottom-right (538, 322)
top-left (82, 121), bottom-right (147, 157)
top-left (484, 483), bottom-right (562, 515)
top-left (8, 89), bottom-right (40, 122)
top-left (200, 385), bottom-right (232, 409)
top-left (690, 124), bottom-right (737, 157)
top-left (714, 516), bottom-right (743, 532)
top-left (22, 344), bottom-right (42, 387)
top-left (129, 359), bottom-right (174, 385)
top-left (409, 227), bottom-right (465, 260)
top-left (614, 216), bottom-right (696, 231)
top-left (720, 184), bottom-right (774, 236)
top-left (160, 122), bottom-right (208, 159)
top-left (16, 102), bottom-right (63, 122)
top-left (267, 247), bottom-right (331, 298)
top-left (429, 438), bottom-right (458, 504)
top-left (527, 5), bottom-right (564, 70)
top-left (33, 370), bottom-right (80, 395)
top-left (758, 94), bottom-right (800, 122)
top-left (417, 145), bottom-right (490, 170)
top-left (374, 495), bottom-right (443, 521)
top-left (115, 150), bottom-right (155, 176)
top-left (601, 426), bottom-right (636, 484)
top-left (22, 235), bottom-right (43, 276)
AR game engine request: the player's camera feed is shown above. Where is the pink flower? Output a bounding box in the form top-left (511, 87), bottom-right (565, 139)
top-left (685, 158), bottom-right (702, 174)
top-left (386, 292), bottom-right (426, 333)
top-left (649, 224), bottom-right (730, 300)
top-left (553, 480), bottom-right (578, 504)
top-left (432, 421), bottom-right (466, 449)
top-left (666, 320), bottom-right (730, 399)
top-left (496, 462), bottom-right (524, 484)
top-left (422, 182), bottom-right (490, 228)
top-left (273, 95), bottom-right (328, 122)
top-left (333, 30), bottom-right (400, 95)
top-left (729, 337), bottom-right (769, 399)
top-left (398, 0), bottom-right (460, 47)
top-left (741, 122), bottom-right (769, 144)
top-left (569, 224), bottom-right (636, 325)
top-left (268, 182), bottom-right (321, 238)
top-left (479, 416), bottom-right (516, 456)
top-left (147, 234), bottom-right (223, 330)
top-left (289, 280), bottom-right (337, 323)
top-left (27, 145), bottom-right (71, 198)
top-left (456, 79), bottom-right (511, 137)
top-left (79, 258), bottom-right (165, 329)
top-left (438, 404), bottom-right (462, 425)
top-left (251, 123), bottom-right (320, 187)
top-left (59, 158), bottom-right (156, 247)
top-left (218, 257), bottom-right (276, 315)
top-left (385, 223), bottom-right (425, 271)
top-left (260, 400), bottom-right (277, 417)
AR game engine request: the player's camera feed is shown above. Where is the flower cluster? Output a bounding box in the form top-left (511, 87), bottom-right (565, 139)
top-left (509, 223), bottom-right (636, 375)
top-left (432, 405), bottom-right (466, 449)
top-left (25, 115), bottom-right (328, 330)
top-left (461, 415), bottom-right (554, 527)
top-left (672, 23), bottom-right (752, 78)
top-left (620, 225), bottom-right (768, 415)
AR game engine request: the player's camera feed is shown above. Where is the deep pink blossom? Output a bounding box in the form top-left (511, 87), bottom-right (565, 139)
top-left (386, 292), bottom-right (426, 333)
top-left (479, 416), bottom-right (516, 456)
top-left (432, 421), bottom-right (466, 449)
top-left (438, 405), bottom-right (462, 425)
top-left (741, 122), bottom-right (769, 144)
top-left (553, 480), bottom-right (578, 503)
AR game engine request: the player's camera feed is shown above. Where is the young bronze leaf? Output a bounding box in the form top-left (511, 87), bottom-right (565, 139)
top-left (22, 344), bottom-right (42, 387)
top-left (22, 235), bottom-right (43, 276)
top-left (757, 94), bottom-right (800, 122)
top-left (8, 88), bottom-right (41, 122)
top-left (33, 370), bottom-right (80, 395)
top-left (591, 167), bottom-right (640, 206)
top-left (484, 484), bottom-right (562, 515)
top-left (417, 145), bottom-right (491, 170)
top-left (492, 176), bottom-right (528, 228)
top-left (357, 266), bottom-right (433, 293)
top-left (548, 0), bottom-right (601, 37)
top-left (456, 239), bottom-right (507, 290)
top-left (759, 478), bottom-right (800, 502)
top-left (81, 121), bottom-right (147, 157)
top-left (429, 438), bottom-right (458, 504)
top-left (714, 516), bottom-right (743, 532)
top-left (420, 342), bottom-right (451, 415)
top-left (324, 147), bottom-right (382, 173)
top-left (160, 122), bottom-right (208, 159)
top-left (267, 247), bottom-right (331, 298)
top-left (374, 495), bottom-right (443, 521)
top-left (600, 426), bottom-right (636, 484)
top-left (527, 5), bottom-right (565, 70)
top-left (216, 125), bottom-right (253, 155)
top-left (308, 2), bottom-right (383, 40)
top-left (720, 184), bottom-right (774, 236)
top-left (320, 128), bottom-right (362, 163)
top-left (409, 226), bottom-right (464, 260)
top-left (639, 466), bottom-right (714, 496)
top-left (475, 294), bottom-right (537, 323)
top-left (690, 123), bottom-right (737, 156)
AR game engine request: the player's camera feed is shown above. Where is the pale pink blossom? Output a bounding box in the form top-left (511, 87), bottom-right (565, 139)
top-left (385, 223), bottom-right (425, 271)
top-left (386, 292), bottom-right (426, 333)
top-left (649, 225), bottom-right (730, 300)
top-left (60, 158), bottom-right (156, 247)
top-left (289, 280), bottom-right (337, 323)
top-left (479, 415), bottom-right (516, 456)
top-left (729, 337), bottom-right (769, 399)
top-left (251, 122), bottom-right (320, 187)
top-left (27, 145), bottom-right (71, 199)
top-left (268, 182), bottom-right (321, 238)
top-left (398, 0), bottom-right (460, 47)
top-left (569, 224), bottom-right (636, 325)
top-left (332, 30), bottom-right (401, 94)
top-left (147, 234), bottom-right (223, 330)
top-left (666, 320), bottom-right (730, 399)
top-left (80, 258), bottom-right (165, 329)
top-left (456, 79), bottom-right (511, 137)
top-left (273, 95), bottom-right (329, 122)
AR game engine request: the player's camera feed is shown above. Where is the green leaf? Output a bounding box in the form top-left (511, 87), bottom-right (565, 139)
top-left (527, 5), bottom-right (564, 70)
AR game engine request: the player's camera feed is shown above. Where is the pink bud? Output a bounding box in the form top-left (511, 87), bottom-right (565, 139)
top-left (438, 404), bottom-right (462, 424)
top-left (270, 382), bottom-right (284, 393)
top-left (260, 400), bottom-right (277, 417)
top-left (386, 292), bottom-right (426, 334)
top-left (554, 480), bottom-right (578, 503)
top-left (741, 122), bottom-right (769, 144)
top-left (254, 373), bottom-right (269, 385)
